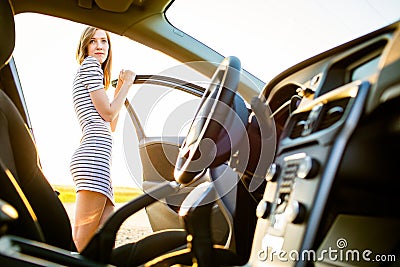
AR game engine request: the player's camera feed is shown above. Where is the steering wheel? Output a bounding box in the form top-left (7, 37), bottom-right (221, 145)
top-left (174, 56), bottom-right (244, 184)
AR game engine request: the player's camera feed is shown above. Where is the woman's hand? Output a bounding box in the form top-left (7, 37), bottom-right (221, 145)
top-left (117, 69), bottom-right (135, 90)
top-left (91, 68), bottom-right (136, 125)
top-left (107, 69), bottom-right (136, 131)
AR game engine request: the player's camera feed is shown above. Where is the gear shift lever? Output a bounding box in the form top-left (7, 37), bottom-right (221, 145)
top-left (179, 182), bottom-right (216, 267)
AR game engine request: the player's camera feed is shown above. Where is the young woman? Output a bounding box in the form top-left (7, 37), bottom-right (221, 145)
top-left (70, 26), bottom-right (135, 251)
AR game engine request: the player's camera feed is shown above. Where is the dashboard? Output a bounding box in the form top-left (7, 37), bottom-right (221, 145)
top-left (247, 20), bottom-right (400, 266)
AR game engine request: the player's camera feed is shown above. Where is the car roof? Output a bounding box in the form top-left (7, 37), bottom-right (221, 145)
top-left (11, 0), bottom-right (172, 34)
top-left (0, 0), bottom-right (15, 69)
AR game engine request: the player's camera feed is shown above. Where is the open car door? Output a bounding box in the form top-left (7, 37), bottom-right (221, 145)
top-left (121, 72), bottom-right (233, 244)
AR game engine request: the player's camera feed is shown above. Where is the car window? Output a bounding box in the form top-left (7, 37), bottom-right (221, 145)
top-left (167, 0), bottom-right (400, 83)
top-left (13, 13), bottom-right (202, 187)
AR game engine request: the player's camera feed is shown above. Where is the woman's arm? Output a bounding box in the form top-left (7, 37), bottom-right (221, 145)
top-left (90, 69), bottom-right (135, 131)
top-left (109, 98), bottom-right (120, 132)
top-left (110, 73), bottom-right (124, 131)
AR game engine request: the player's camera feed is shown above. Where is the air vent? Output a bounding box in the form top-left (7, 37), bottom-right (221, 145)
top-left (289, 111), bottom-right (310, 138)
top-left (316, 97), bottom-right (350, 131)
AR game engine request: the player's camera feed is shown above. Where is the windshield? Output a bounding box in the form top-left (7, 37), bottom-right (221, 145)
top-left (166, 0), bottom-right (400, 83)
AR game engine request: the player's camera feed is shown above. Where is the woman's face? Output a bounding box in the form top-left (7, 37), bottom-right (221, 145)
top-left (87, 29), bottom-right (109, 64)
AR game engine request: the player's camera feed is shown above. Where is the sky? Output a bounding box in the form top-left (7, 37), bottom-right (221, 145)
top-left (12, 0), bottom-right (400, 188)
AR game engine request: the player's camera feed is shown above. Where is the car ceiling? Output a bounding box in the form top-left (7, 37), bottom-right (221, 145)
top-left (11, 0), bottom-right (171, 32)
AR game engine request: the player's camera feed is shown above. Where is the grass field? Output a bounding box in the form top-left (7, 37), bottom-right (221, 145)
top-left (53, 185), bottom-right (144, 203)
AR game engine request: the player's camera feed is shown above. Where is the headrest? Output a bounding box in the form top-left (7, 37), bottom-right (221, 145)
top-left (0, 0), bottom-right (15, 70)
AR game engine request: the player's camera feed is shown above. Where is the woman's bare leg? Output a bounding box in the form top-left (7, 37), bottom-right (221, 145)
top-left (73, 190), bottom-right (107, 252)
top-left (99, 198), bottom-right (114, 227)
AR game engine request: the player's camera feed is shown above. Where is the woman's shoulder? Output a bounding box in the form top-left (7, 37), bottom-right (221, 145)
top-left (79, 56), bottom-right (102, 75)
top-left (82, 56), bottom-right (101, 67)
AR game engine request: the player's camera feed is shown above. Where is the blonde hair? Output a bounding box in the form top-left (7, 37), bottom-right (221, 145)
top-left (76, 26), bottom-right (112, 89)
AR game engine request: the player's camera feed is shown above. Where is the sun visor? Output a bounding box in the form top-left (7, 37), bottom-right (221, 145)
top-left (93, 0), bottom-right (144, 12)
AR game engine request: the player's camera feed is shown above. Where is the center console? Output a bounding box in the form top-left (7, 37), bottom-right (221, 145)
top-left (247, 81), bottom-right (370, 266)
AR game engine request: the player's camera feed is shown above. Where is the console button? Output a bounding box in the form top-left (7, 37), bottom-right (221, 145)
top-left (256, 200), bottom-right (271, 219)
top-left (297, 156), bottom-right (319, 179)
top-left (265, 163), bottom-right (280, 182)
top-left (286, 200), bottom-right (306, 224)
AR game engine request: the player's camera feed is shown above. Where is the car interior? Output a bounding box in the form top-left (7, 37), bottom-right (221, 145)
top-left (0, 0), bottom-right (400, 266)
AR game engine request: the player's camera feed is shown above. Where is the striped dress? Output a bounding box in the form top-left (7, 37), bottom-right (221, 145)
top-left (70, 56), bottom-right (114, 204)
